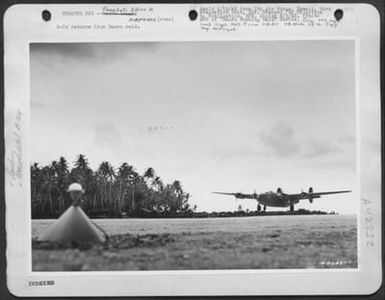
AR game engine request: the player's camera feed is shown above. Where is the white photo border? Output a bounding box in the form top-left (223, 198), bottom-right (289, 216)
top-left (4, 3), bottom-right (381, 296)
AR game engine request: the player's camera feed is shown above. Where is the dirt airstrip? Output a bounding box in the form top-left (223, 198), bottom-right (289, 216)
top-left (32, 214), bottom-right (357, 271)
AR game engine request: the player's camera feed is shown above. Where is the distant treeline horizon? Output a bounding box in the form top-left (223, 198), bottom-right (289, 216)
top-left (30, 154), bottom-right (338, 220)
top-left (31, 154), bottom-right (194, 219)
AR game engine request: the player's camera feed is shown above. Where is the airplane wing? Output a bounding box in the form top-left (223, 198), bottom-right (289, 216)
top-left (212, 192), bottom-right (257, 199)
top-left (212, 192), bottom-right (238, 196)
top-left (309, 190), bottom-right (351, 197)
top-left (290, 190), bottom-right (351, 200)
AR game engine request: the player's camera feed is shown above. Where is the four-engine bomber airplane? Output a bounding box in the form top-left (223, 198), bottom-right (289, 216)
top-left (213, 187), bottom-right (351, 212)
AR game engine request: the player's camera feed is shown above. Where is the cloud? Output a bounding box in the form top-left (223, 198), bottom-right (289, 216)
top-left (302, 139), bottom-right (340, 158)
top-left (93, 122), bottom-right (121, 146)
top-left (259, 121), bottom-right (299, 157)
top-left (208, 143), bottom-right (263, 160)
top-left (30, 42), bottom-right (160, 64)
top-left (31, 43), bottom-right (96, 60)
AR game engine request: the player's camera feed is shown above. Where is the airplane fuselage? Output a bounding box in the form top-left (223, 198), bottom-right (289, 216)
top-left (256, 192), bottom-right (320, 208)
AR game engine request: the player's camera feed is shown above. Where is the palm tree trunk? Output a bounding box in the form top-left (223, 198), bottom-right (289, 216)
top-left (118, 182), bottom-right (123, 214)
top-left (131, 186), bottom-right (135, 213)
top-left (48, 182), bottom-right (54, 217)
top-left (100, 183), bottom-right (104, 212)
top-left (93, 192), bottom-right (97, 213)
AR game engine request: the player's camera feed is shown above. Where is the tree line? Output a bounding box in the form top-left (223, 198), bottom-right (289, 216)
top-left (31, 154), bottom-right (195, 219)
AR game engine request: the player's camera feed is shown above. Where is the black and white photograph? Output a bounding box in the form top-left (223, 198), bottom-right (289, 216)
top-left (30, 40), bottom-right (358, 271)
top-left (3, 3), bottom-right (382, 297)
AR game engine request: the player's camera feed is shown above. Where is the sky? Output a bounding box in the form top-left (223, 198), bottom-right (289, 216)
top-left (30, 41), bottom-right (358, 214)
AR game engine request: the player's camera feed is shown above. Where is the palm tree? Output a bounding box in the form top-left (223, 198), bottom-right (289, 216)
top-left (54, 156), bottom-right (69, 214)
top-left (31, 163), bottom-right (42, 218)
top-left (69, 155), bottom-right (95, 213)
top-left (151, 176), bottom-right (163, 191)
top-left (117, 163), bottom-right (140, 214)
top-left (96, 161), bottom-right (115, 215)
top-left (143, 167), bottom-right (155, 209)
top-left (70, 154), bottom-right (93, 187)
top-left (97, 161), bottom-right (115, 181)
top-left (143, 167), bottom-right (155, 183)
top-left (172, 180), bottom-right (182, 194)
top-left (41, 164), bottom-right (56, 217)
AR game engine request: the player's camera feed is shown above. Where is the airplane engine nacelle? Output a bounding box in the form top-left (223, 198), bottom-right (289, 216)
top-left (308, 187), bottom-right (314, 203)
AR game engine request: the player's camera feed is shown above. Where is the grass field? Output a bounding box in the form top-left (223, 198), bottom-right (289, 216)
top-left (32, 215), bottom-right (357, 271)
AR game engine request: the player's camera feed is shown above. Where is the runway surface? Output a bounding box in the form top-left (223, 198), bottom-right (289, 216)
top-left (32, 214), bottom-right (357, 271)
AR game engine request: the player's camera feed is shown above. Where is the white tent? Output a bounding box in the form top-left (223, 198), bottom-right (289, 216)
top-left (39, 205), bottom-right (106, 244)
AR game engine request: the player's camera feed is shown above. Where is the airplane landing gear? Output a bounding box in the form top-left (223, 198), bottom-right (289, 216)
top-left (290, 204), bottom-right (294, 213)
top-left (257, 204), bottom-right (262, 212)
top-left (263, 205), bottom-right (266, 212)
